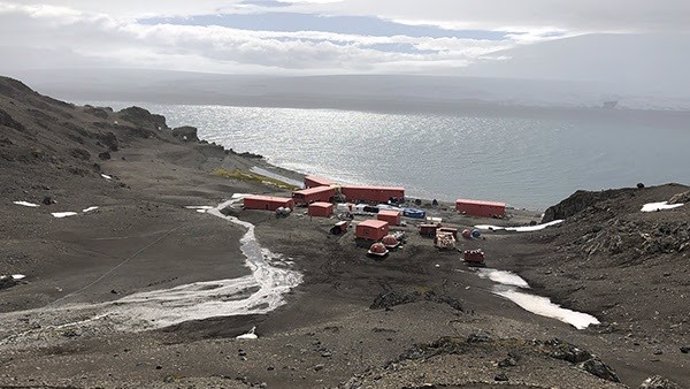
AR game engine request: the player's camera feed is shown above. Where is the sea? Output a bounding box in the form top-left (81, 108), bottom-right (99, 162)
top-left (88, 102), bottom-right (690, 210)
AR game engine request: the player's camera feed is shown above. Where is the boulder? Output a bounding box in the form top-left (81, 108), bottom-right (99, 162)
top-left (119, 106), bottom-right (168, 131)
top-left (579, 358), bottom-right (620, 383)
top-left (98, 132), bottom-right (119, 151)
top-left (639, 375), bottom-right (681, 389)
top-left (172, 126), bottom-right (200, 142)
top-left (98, 151), bottom-right (111, 160)
top-left (668, 191), bottom-right (690, 205)
top-left (0, 275), bottom-right (17, 290)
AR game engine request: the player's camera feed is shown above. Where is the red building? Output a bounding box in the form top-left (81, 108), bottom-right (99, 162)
top-left (243, 195), bottom-right (294, 211)
top-left (341, 185), bottom-right (405, 204)
top-left (355, 220), bottom-right (390, 241)
top-left (419, 223), bottom-right (440, 237)
top-left (377, 210), bottom-right (401, 226)
top-left (455, 199), bottom-right (506, 218)
top-left (304, 175), bottom-right (335, 188)
top-left (292, 186), bottom-right (336, 205)
top-left (308, 202), bottom-right (333, 218)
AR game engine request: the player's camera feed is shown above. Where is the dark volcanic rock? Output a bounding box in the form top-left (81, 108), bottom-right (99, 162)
top-left (0, 275), bottom-right (18, 290)
top-left (84, 106), bottom-right (111, 119)
top-left (423, 291), bottom-right (464, 312)
top-left (0, 108), bottom-right (26, 131)
top-left (542, 189), bottom-right (632, 223)
top-left (579, 358), bottom-right (620, 383)
top-left (370, 290), bottom-right (419, 310)
top-left (543, 338), bottom-right (593, 363)
top-left (98, 132), bottom-right (119, 151)
top-left (119, 106), bottom-right (168, 131)
top-left (70, 148), bottom-right (91, 161)
top-left (639, 375), bottom-right (681, 389)
top-left (98, 151), bottom-right (111, 160)
top-left (668, 190), bottom-right (690, 205)
top-left (172, 126), bottom-right (200, 142)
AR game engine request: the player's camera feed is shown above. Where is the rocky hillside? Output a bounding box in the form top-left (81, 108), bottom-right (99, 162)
top-left (0, 76), bottom-right (238, 202)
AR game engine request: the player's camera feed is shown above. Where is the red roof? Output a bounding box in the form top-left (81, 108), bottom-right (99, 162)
top-left (358, 219), bottom-right (389, 229)
top-left (456, 198), bottom-right (506, 207)
top-left (245, 195), bottom-right (293, 203)
top-left (341, 185), bottom-right (405, 191)
top-left (378, 210), bottom-right (401, 216)
top-left (294, 186), bottom-right (335, 195)
top-left (305, 176), bottom-right (335, 185)
top-left (309, 202), bottom-right (332, 209)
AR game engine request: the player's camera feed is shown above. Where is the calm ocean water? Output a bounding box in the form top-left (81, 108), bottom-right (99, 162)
top-left (92, 102), bottom-right (690, 210)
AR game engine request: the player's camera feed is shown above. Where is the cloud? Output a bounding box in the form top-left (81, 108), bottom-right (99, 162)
top-left (283, 0), bottom-right (690, 33)
top-left (0, 1), bottom-right (518, 74)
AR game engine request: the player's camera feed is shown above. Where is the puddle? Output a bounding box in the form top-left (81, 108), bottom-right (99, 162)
top-left (477, 268), bottom-right (599, 330)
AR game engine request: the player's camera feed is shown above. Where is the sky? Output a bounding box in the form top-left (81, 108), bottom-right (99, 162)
top-left (0, 0), bottom-right (689, 98)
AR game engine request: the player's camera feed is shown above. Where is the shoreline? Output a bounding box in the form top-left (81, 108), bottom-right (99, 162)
top-left (2, 76), bottom-right (689, 388)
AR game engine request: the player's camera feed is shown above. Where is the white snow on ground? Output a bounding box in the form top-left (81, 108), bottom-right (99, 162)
top-left (99, 197), bottom-right (303, 330)
top-left (476, 269), bottom-right (530, 288)
top-left (185, 205), bottom-right (213, 214)
top-left (101, 174), bottom-right (113, 180)
top-left (0, 196), bottom-right (304, 338)
top-left (641, 201), bottom-right (684, 212)
top-left (475, 220), bottom-right (564, 232)
top-left (236, 326), bottom-right (258, 340)
top-left (476, 268), bottom-right (599, 330)
top-left (82, 206), bottom-right (99, 213)
top-left (13, 201), bottom-right (40, 207)
top-left (51, 212), bottom-right (78, 218)
top-left (494, 288), bottom-right (600, 330)
top-left (11, 274), bottom-right (26, 280)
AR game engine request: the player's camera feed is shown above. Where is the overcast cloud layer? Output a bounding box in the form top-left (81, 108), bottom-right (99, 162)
top-left (1, 0), bottom-right (689, 101)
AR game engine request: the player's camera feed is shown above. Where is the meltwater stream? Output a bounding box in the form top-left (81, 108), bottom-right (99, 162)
top-left (476, 268), bottom-right (600, 330)
top-left (0, 196), bottom-right (302, 344)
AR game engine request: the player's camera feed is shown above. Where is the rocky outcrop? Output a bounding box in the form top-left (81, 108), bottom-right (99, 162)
top-left (668, 190), bottom-right (690, 205)
top-left (542, 188), bottom-right (635, 223)
top-left (0, 108), bottom-right (26, 131)
top-left (172, 126), bottom-right (200, 142)
top-left (639, 375), bottom-right (681, 389)
top-left (119, 106), bottom-right (168, 131)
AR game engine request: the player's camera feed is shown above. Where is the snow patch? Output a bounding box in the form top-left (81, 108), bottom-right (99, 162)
top-left (475, 220), bottom-right (563, 232)
top-left (494, 288), bottom-right (600, 330)
top-left (236, 326), bottom-right (258, 340)
top-left (641, 201), bottom-right (683, 212)
top-left (51, 212), bottom-right (78, 219)
top-left (476, 268), bottom-right (599, 330)
top-left (82, 206), bottom-right (99, 213)
top-left (12, 274), bottom-right (26, 281)
top-left (477, 269), bottom-right (530, 288)
top-left (13, 201), bottom-right (40, 207)
top-left (101, 174), bottom-right (113, 180)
